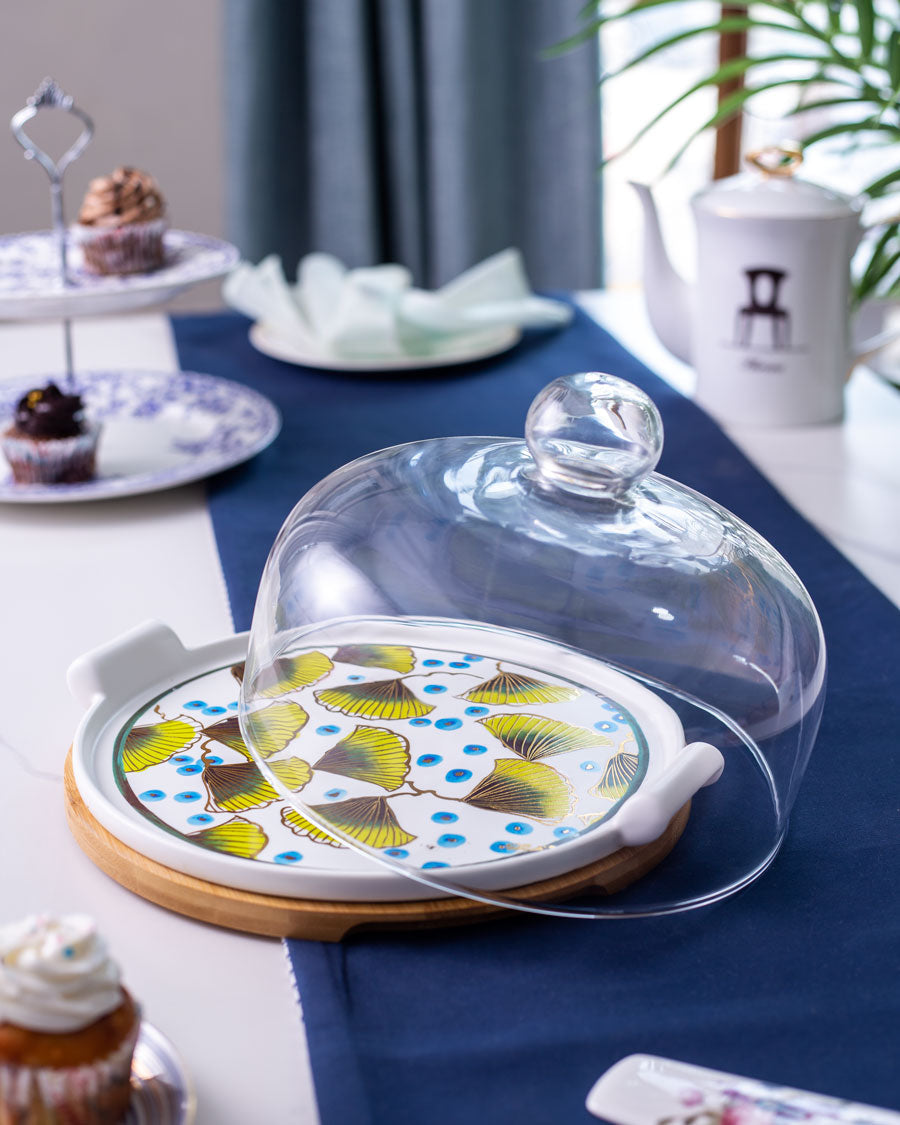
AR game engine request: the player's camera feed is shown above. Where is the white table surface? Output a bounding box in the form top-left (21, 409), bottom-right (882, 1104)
top-left (0, 294), bottom-right (898, 1124)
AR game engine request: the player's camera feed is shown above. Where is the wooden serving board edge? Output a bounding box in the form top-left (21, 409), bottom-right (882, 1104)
top-left (64, 751), bottom-right (690, 941)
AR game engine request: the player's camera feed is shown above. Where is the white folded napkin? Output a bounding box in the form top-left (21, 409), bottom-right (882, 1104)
top-left (223, 248), bottom-right (572, 360)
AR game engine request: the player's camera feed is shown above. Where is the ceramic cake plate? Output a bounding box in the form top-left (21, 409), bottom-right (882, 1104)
top-left (0, 370), bottom-right (280, 503)
top-left (67, 620), bottom-right (722, 938)
top-left (0, 230), bottom-right (239, 320)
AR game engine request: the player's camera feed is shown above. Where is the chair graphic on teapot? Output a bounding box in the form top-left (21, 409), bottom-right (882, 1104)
top-left (735, 267), bottom-right (791, 349)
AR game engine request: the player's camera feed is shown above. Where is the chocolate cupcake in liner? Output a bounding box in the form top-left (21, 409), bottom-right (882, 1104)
top-left (1, 383), bottom-right (100, 485)
top-left (0, 915), bottom-right (141, 1123)
top-left (74, 166), bottom-right (167, 276)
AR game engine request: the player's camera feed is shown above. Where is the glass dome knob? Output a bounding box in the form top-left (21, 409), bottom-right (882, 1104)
top-left (525, 373), bottom-right (663, 499)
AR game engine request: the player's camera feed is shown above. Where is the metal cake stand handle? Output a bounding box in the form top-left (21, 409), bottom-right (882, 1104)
top-left (10, 77), bottom-right (95, 385)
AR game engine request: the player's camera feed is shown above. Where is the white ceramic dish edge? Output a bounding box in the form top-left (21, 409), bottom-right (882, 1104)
top-left (249, 321), bottom-right (521, 372)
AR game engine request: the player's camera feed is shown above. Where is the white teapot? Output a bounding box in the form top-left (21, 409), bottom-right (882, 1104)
top-left (632, 145), bottom-right (897, 427)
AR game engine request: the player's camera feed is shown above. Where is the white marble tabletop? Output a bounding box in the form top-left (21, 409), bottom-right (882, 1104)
top-left (0, 294), bottom-right (897, 1124)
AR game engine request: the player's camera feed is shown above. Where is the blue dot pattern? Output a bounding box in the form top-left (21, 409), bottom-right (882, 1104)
top-left (424, 684), bottom-right (447, 694)
top-left (177, 764), bottom-right (202, 775)
top-left (274, 852), bottom-right (302, 865)
top-left (174, 791), bottom-right (201, 803)
top-left (464, 706), bottom-right (489, 716)
top-left (506, 822), bottom-right (533, 835)
top-left (435, 718), bottom-right (462, 731)
top-left (385, 848), bottom-right (409, 858)
top-left (446, 768), bottom-right (472, 783)
top-left (187, 813), bottom-right (214, 826)
top-left (463, 743), bottom-right (487, 755)
top-left (438, 834), bottom-right (465, 848)
top-left (316, 724), bottom-right (340, 735)
top-left (139, 790), bottom-right (165, 801)
top-left (422, 861), bottom-right (449, 869)
top-left (431, 811), bottom-right (458, 824)
top-left (417, 754), bottom-right (442, 767)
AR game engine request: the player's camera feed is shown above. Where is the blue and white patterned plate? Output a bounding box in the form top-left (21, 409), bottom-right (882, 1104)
top-left (0, 370), bottom-right (281, 503)
top-left (128, 1022), bottom-right (196, 1125)
top-left (0, 230), bottom-right (239, 320)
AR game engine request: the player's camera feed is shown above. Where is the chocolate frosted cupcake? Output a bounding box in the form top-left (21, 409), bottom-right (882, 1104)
top-left (0, 914), bottom-right (140, 1123)
top-left (74, 166), bottom-right (167, 275)
top-left (1, 382), bottom-right (100, 485)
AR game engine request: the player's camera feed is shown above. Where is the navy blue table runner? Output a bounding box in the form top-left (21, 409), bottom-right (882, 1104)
top-left (174, 308), bottom-right (899, 1125)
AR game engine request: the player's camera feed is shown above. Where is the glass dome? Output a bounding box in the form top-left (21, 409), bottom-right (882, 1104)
top-left (238, 373), bottom-right (826, 917)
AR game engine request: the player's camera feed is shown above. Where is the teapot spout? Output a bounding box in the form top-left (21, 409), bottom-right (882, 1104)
top-left (629, 182), bottom-right (693, 364)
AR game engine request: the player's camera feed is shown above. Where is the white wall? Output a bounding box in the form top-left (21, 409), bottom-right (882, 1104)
top-left (0, 0), bottom-right (226, 312)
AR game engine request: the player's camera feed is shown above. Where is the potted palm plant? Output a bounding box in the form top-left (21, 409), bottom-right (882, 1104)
top-left (557, 0), bottom-right (900, 305)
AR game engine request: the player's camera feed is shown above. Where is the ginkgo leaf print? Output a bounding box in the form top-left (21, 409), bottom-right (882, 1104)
top-left (462, 671), bottom-right (580, 706)
top-left (478, 713), bottom-right (611, 761)
top-left (121, 719), bottom-right (199, 773)
top-left (251, 651), bottom-right (334, 698)
top-left (593, 752), bottom-right (639, 800)
top-left (281, 806), bottom-right (342, 847)
top-left (333, 645), bottom-right (416, 674)
top-left (203, 756), bottom-right (311, 813)
top-left (201, 701), bottom-right (308, 760)
top-left (309, 796), bottom-right (416, 848)
top-left (315, 678), bottom-right (434, 720)
top-left (313, 726), bottom-right (410, 791)
top-left (463, 758), bottom-right (572, 821)
top-left (186, 816), bottom-right (267, 859)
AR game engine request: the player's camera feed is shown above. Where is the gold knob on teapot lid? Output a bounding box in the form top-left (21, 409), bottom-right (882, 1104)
top-left (745, 142), bottom-right (804, 177)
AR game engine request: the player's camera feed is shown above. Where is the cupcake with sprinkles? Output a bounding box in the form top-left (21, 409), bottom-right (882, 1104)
top-left (0, 913), bottom-right (140, 1123)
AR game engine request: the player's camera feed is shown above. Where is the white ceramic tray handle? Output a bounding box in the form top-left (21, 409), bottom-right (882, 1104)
top-left (67, 620), bottom-right (191, 709)
top-left (614, 741), bottom-right (724, 847)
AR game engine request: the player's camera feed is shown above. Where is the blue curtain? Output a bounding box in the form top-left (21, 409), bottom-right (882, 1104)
top-left (224, 0), bottom-right (602, 289)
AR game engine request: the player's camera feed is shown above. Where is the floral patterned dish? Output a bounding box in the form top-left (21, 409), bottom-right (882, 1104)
top-left (0, 370), bottom-right (280, 503)
top-left (69, 620), bottom-right (723, 902)
top-left (0, 230), bottom-right (239, 320)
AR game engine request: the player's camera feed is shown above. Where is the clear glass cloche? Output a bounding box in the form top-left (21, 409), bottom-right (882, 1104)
top-left (238, 373), bottom-right (825, 917)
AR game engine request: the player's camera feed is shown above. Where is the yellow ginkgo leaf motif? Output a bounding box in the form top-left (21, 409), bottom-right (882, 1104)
top-left (202, 701), bottom-right (308, 760)
top-left (310, 796), bottom-right (416, 848)
top-left (593, 752), bottom-right (640, 801)
top-left (315, 678), bottom-right (434, 721)
top-left (333, 645), bottom-right (416, 674)
top-left (463, 671), bottom-right (580, 707)
top-left (251, 651), bottom-right (334, 698)
top-left (187, 816), bottom-right (267, 860)
top-left (463, 758), bottom-right (572, 821)
top-left (121, 719), bottom-right (199, 773)
top-left (478, 713), bottom-right (611, 761)
top-left (203, 756), bottom-right (311, 813)
top-left (313, 725), bottom-right (410, 791)
top-left (281, 806), bottom-right (343, 847)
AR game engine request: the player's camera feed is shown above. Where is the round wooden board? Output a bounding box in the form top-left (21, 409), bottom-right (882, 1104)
top-left (64, 751), bottom-right (690, 941)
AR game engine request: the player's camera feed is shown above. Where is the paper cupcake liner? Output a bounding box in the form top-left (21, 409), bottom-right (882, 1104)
top-left (0, 1015), bottom-right (139, 1124)
top-left (1, 424), bottom-right (100, 485)
top-left (73, 218), bottom-right (167, 276)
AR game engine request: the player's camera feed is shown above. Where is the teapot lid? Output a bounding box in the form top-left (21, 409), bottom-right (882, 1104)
top-left (238, 373), bottom-right (826, 918)
top-left (693, 144), bottom-right (858, 219)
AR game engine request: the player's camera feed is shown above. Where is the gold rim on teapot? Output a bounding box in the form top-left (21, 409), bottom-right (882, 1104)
top-left (745, 143), bottom-right (804, 177)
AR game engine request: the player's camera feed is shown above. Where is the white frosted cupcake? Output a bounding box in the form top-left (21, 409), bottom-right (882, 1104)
top-left (0, 914), bottom-right (140, 1123)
